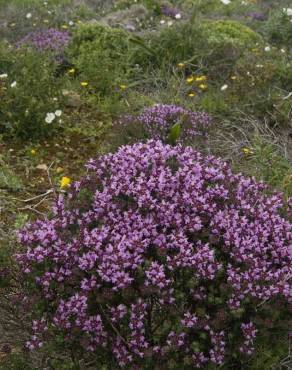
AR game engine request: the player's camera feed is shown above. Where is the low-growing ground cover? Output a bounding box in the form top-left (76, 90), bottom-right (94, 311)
top-left (0, 0), bottom-right (291, 369)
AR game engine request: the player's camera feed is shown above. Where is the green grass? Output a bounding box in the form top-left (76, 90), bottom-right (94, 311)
top-left (0, 0), bottom-right (71, 8)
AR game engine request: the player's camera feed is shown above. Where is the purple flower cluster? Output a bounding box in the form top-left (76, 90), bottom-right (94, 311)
top-left (16, 140), bottom-right (292, 368)
top-left (239, 322), bottom-right (257, 355)
top-left (26, 318), bottom-right (48, 350)
top-left (247, 12), bottom-right (267, 21)
top-left (120, 104), bottom-right (210, 143)
top-left (17, 28), bottom-right (70, 54)
top-left (160, 5), bottom-right (181, 18)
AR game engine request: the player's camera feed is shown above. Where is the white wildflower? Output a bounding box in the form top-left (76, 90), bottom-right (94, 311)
top-left (221, 84), bottom-right (228, 91)
top-left (26, 13), bottom-right (32, 19)
top-left (220, 0), bottom-right (231, 4)
top-left (10, 81), bottom-right (17, 88)
top-left (55, 110), bottom-right (62, 117)
top-left (264, 46), bottom-right (271, 52)
top-left (45, 112), bottom-right (55, 124)
top-left (175, 13), bottom-right (182, 19)
top-left (283, 8), bottom-right (292, 16)
top-left (0, 73), bottom-right (8, 79)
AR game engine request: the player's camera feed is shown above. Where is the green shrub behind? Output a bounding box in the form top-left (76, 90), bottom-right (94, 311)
top-left (133, 18), bottom-right (263, 76)
top-left (66, 23), bottom-right (132, 97)
top-left (0, 43), bottom-right (64, 140)
top-left (202, 19), bottom-right (262, 49)
top-left (263, 9), bottom-right (292, 48)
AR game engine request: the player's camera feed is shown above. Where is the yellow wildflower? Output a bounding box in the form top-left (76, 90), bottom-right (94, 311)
top-left (177, 62), bottom-right (185, 68)
top-left (61, 25), bottom-right (68, 29)
top-left (230, 76), bottom-right (237, 80)
top-left (199, 83), bottom-right (207, 90)
top-left (242, 147), bottom-right (254, 155)
top-left (30, 149), bottom-right (36, 155)
top-left (68, 68), bottom-right (75, 74)
top-left (43, 19), bottom-right (49, 23)
top-left (186, 76), bottom-right (194, 84)
top-left (120, 84), bottom-right (127, 90)
top-left (60, 176), bottom-right (71, 189)
top-left (195, 76), bottom-right (206, 82)
top-left (80, 81), bottom-right (88, 87)
top-left (188, 92), bottom-right (195, 97)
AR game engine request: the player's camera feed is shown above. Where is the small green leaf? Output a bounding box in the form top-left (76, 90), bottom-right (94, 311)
top-left (129, 36), bottom-right (157, 57)
top-left (167, 122), bottom-right (181, 145)
top-left (14, 213), bottom-right (29, 229)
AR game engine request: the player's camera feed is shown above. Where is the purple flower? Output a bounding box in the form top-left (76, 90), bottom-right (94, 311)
top-left (247, 12), bottom-right (267, 21)
top-left (16, 140), bottom-right (292, 368)
top-left (160, 5), bottom-right (182, 19)
top-left (239, 322), bottom-right (257, 355)
top-left (17, 28), bottom-right (70, 54)
top-left (118, 104), bottom-right (210, 143)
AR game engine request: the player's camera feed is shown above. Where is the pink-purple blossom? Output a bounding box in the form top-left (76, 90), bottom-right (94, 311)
top-left (17, 28), bottom-right (70, 54)
top-left (118, 104), bottom-right (210, 143)
top-left (16, 140), bottom-right (292, 368)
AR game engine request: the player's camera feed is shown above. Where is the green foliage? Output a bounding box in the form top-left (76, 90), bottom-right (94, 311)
top-left (0, 0), bottom-right (70, 7)
top-left (229, 49), bottom-right (292, 125)
top-left (202, 19), bottom-right (262, 49)
top-left (0, 0), bottom-right (72, 43)
top-left (0, 352), bottom-right (33, 370)
top-left (199, 91), bottom-right (229, 115)
top-left (263, 9), bottom-right (292, 47)
top-left (66, 23), bottom-right (132, 97)
top-left (180, 0), bottom-right (220, 14)
top-left (242, 136), bottom-right (292, 198)
top-left (115, 0), bottom-right (159, 11)
top-left (133, 18), bottom-right (262, 78)
top-left (167, 122), bottom-right (181, 145)
top-left (0, 44), bottom-right (64, 140)
top-left (181, 0), bottom-right (259, 17)
top-left (0, 156), bottom-right (22, 191)
top-left (133, 19), bottom-right (205, 68)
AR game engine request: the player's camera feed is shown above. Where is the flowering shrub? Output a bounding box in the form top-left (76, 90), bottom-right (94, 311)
top-left (17, 140), bottom-right (291, 368)
top-left (119, 104), bottom-right (210, 143)
top-left (17, 28), bottom-right (70, 55)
